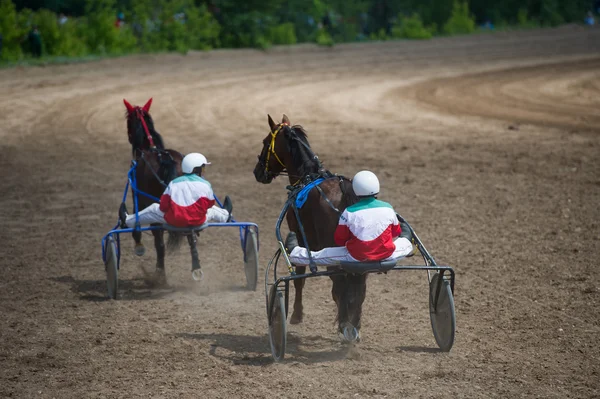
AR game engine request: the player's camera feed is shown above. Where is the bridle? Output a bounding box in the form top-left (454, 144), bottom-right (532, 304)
top-left (257, 123), bottom-right (324, 185)
top-left (134, 107), bottom-right (157, 150)
top-left (131, 108), bottom-right (174, 187)
top-left (257, 122), bottom-right (289, 180)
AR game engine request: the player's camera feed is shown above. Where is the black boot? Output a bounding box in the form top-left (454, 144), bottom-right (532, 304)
top-left (399, 221), bottom-right (415, 257)
top-left (119, 203), bottom-right (128, 229)
top-left (399, 221), bottom-right (412, 241)
top-left (284, 232), bottom-right (299, 254)
top-left (223, 196), bottom-right (233, 222)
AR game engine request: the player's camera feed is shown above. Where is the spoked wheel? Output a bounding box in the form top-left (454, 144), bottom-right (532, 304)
top-left (268, 286), bottom-right (287, 361)
top-left (429, 272), bottom-right (455, 352)
top-left (244, 228), bottom-right (259, 291)
top-left (105, 236), bottom-right (119, 300)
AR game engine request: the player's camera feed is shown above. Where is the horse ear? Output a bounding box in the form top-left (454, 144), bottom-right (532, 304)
top-left (123, 99), bottom-right (134, 113)
top-left (267, 114), bottom-right (277, 131)
top-left (282, 114), bottom-right (291, 125)
top-left (142, 98), bottom-right (153, 113)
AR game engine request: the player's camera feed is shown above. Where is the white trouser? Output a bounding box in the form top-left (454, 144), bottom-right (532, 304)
top-left (289, 237), bottom-right (413, 266)
top-left (205, 206), bottom-right (229, 223)
top-left (125, 203), bottom-right (229, 227)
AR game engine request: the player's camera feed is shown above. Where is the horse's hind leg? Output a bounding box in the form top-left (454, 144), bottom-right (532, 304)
top-left (152, 229), bottom-right (166, 271)
top-left (331, 273), bottom-right (366, 343)
top-left (331, 274), bottom-right (348, 327)
top-left (149, 229), bottom-right (167, 285)
top-left (132, 230), bottom-right (145, 256)
top-left (290, 266), bottom-right (306, 324)
top-left (347, 274), bottom-right (367, 332)
top-left (187, 234), bottom-right (202, 281)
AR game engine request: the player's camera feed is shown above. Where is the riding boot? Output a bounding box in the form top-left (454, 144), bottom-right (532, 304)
top-left (284, 232), bottom-right (299, 254)
top-left (119, 203), bottom-right (128, 228)
top-left (400, 221), bottom-right (412, 241)
top-left (400, 221), bottom-right (416, 257)
top-left (223, 196), bottom-right (233, 222)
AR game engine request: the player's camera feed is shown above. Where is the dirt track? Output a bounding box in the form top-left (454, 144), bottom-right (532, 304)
top-left (1, 25), bottom-right (599, 398)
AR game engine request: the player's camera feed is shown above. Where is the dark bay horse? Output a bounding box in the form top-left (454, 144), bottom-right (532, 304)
top-left (253, 114), bottom-right (367, 339)
top-left (123, 98), bottom-right (183, 278)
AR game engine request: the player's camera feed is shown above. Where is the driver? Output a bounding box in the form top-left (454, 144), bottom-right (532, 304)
top-left (284, 171), bottom-right (413, 265)
top-left (119, 153), bottom-right (232, 228)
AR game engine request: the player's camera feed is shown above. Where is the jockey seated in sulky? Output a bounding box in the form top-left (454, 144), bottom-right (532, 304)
top-left (285, 170), bottom-right (413, 265)
top-left (119, 152), bottom-right (232, 228)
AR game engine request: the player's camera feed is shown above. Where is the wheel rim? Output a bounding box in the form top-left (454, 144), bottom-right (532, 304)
top-left (105, 237), bottom-right (119, 299)
top-left (429, 273), bottom-right (455, 351)
top-left (268, 291), bottom-right (286, 361)
top-left (244, 230), bottom-right (258, 291)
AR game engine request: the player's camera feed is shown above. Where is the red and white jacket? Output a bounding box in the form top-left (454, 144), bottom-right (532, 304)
top-left (333, 197), bottom-right (401, 261)
top-left (159, 174), bottom-right (215, 227)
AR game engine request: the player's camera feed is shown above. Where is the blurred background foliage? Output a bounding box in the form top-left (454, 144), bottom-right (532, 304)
top-left (0, 0), bottom-right (596, 62)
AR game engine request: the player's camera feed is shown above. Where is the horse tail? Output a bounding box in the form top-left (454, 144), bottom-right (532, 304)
top-left (166, 231), bottom-right (184, 254)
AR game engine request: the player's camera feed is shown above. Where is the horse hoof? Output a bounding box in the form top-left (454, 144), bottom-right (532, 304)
top-left (340, 323), bottom-right (360, 344)
top-left (191, 269), bottom-right (204, 281)
top-left (134, 244), bottom-right (145, 257)
top-left (289, 312), bottom-right (303, 325)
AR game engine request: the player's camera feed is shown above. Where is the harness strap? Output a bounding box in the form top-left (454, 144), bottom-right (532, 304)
top-left (140, 151), bottom-right (169, 188)
top-left (315, 184), bottom-right (341, 214)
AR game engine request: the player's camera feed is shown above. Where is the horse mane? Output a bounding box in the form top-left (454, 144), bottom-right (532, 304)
top-left (283, 124), bottom-right (359, 206)
top-left (284, 124), bottom-right (320, 178)
top-left (126, 110), bottom-right (165, 155)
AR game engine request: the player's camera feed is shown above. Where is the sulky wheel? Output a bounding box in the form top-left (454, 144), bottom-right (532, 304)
top-left (268, 286), bottom-right (287, 361)
top-left (429, 272), bottom-right (455, 352)
top-left (244, 228), bottom-right (259, 291)
top-left (105, 236), bottom-right (119, 300)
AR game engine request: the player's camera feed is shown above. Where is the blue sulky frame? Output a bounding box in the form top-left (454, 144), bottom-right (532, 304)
top-left (265, 197), bottom-right (456, 360)
top-left (101, 160), bottom-right (259, 278)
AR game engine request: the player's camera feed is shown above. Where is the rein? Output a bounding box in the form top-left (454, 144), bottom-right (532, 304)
top-left (136, 108), bottom-right (156, 149)
top-left (139, 150), bottom-right (174, 188)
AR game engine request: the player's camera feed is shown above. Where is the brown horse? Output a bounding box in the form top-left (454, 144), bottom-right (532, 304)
top-left (123, 98), bottom-right (183, 278)
top-left (253, 114), bottom-right (367, 339)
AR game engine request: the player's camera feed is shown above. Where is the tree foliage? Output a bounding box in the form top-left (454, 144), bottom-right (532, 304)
top-left (0, 0), bottom-right (594, 62)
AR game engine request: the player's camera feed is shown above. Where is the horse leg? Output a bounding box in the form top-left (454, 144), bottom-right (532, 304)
top-left (331, 274), bottom-right (348, 331)
top-left (335, 273), bottom-right (367, 343)
top-left (132, 230), bottom-right (145, 256)
top-left (152, 229), bottom-right (166, 271)
top-left (290, 266), bottom-right (305, 324)
top-left (187, 234), bottom-right (202, 281)
top-left (347, 274), bottom-right (367, 334)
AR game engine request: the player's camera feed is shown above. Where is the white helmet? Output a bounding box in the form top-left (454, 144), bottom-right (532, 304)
top-left (352, 171), bottom-right (380, 197)
top-left (182, 153), bottom-right (210, 174)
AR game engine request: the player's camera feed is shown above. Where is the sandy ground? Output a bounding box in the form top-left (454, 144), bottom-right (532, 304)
top-left (1, 25), bottom-right (599, 398)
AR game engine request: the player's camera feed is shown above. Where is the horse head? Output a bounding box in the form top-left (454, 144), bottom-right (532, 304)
top-left (124, 98), bottom-right (164, 156)
top-left (253, 114), bottom-right (320, 185)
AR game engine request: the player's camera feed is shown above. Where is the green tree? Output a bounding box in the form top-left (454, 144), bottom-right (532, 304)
top-left (540, 0), bottom-right (564, 26)
top-left (443, 0), bottom-right (476, 35)
top-left (32, 8), bottom-right (59, 55)
top-left (392, 13), bottom-right (433, 39)
top-left (82, 0), bottom-right (136, 54)
top-left (0, 0), bottom-right (25, 60)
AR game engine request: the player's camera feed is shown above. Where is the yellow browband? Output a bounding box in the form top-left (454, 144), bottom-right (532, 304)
top-left (265, 123), bottom-right (288, 173)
